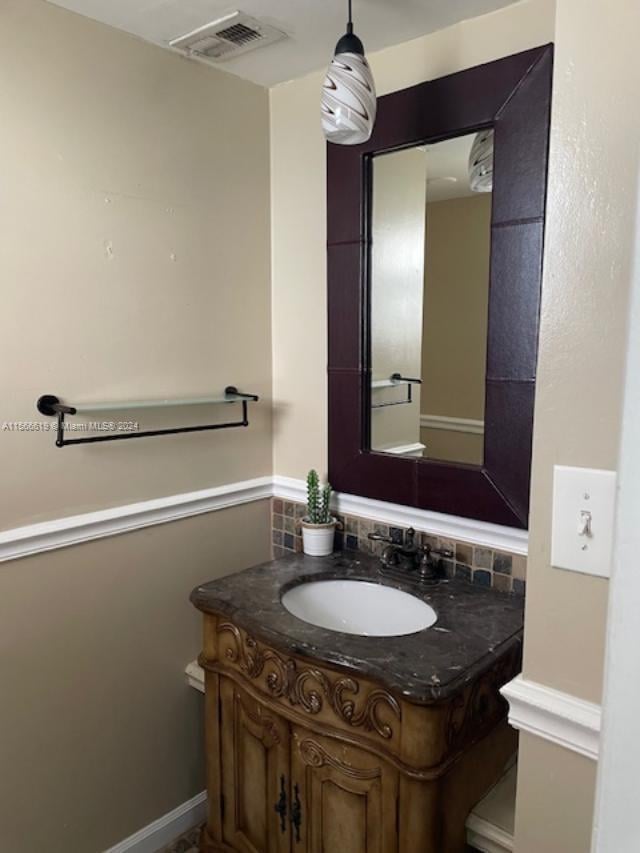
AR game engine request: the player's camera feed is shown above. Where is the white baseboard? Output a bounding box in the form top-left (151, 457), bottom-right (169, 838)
top-left (0, 473), bottom-right (528, 564)
top-left (466, 814), bottom-right (514, 853)
top-left (274, 476), bottom-right (528, 555)
top-left (103, 791), bottom-right (207, 853)
top-left (186, 660), bottom-right (205, 693)
top-left (501, 675), bottom-right (601, 760)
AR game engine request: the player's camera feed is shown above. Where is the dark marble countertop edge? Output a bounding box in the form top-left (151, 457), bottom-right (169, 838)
top-left (190, 589), bottom-right (523, 706)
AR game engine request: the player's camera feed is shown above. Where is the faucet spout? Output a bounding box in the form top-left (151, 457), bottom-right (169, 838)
top-left (367, 527), bottom-right (453, 582)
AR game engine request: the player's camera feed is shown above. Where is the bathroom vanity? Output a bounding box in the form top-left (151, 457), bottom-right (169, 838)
top-left (191, 552), bottom-right (523, 853)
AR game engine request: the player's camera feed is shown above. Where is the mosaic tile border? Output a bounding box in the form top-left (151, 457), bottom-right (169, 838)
top-left (272, 498), bottom-right (526, 595)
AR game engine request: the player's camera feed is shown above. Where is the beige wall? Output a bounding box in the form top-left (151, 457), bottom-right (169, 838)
top-left (0, 0), bottom-right (272, 530)
top-left (515, 0), bottom-right (639, 850)
top-left (270, 0), bottom-right (556, 480)
top-left (523, 0), bottom-right (636, 705)
top-left (0, 1), bottom-right (272, 850)
top-left (516, 734), bottom-right (598, 853)
top-left (421, 194), bottom-right (491, 464)
top-left (0, 503), bottom-right (271, 853)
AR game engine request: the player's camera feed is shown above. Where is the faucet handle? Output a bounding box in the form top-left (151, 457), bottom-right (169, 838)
top-left (368, 532), bottom-right (393, 544)
top-left (428, 546), bottom-right (454, 560)
top-left (418, 543), bottom-right (454, 563)
top-left (404, 528), bottom-right (417, 549)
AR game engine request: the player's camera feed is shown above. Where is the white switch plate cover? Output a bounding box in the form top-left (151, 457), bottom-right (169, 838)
top-left (551, 466), bottom-right (617, 578)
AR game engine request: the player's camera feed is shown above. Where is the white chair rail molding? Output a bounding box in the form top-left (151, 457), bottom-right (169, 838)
top-left (500, 675), bottom-right (602, 761)
top-left (0, 474), bottom-right (528, 564)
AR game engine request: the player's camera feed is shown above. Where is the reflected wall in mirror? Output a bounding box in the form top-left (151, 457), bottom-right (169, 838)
top-left (370, 132), bottom-right (493, 466)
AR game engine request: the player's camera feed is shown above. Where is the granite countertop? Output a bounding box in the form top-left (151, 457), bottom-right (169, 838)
top-left (191, 551), bottom-right (524, 705)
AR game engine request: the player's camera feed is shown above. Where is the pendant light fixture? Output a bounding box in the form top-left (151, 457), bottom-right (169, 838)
top-left (321, 0), bottom-right (377, 146)
top-left (469, 130), bottom-right (494, 192)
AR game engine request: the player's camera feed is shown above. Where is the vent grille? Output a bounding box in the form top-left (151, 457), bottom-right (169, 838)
top-left (169, 11), bottom-right (287, 62)
top-left (217, 23), bottom-right (262, 46)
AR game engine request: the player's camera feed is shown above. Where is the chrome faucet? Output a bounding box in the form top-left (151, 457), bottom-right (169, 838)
top-left (368, 527), bottom-right (453, 582)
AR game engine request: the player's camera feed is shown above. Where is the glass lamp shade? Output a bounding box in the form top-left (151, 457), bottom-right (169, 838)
top-left (469, 129), bottom-right (494, 192)
top-left (321, 51), bottom-right (377, 145)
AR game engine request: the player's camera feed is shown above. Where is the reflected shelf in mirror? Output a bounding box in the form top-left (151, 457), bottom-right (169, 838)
top-left (371, 374), bottom-right (422, 409)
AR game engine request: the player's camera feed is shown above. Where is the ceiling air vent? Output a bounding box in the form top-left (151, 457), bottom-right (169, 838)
top-left (169, 11), bottom-right (287, 62)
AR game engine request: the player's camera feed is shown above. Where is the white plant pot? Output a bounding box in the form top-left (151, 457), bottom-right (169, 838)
top-left (301, 518), bottom-right (337, 557)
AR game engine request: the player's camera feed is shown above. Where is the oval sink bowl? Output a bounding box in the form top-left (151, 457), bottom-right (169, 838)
top-left (281, 579), bottom-right (437, 637)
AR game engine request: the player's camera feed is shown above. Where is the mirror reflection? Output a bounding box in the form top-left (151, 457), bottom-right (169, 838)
top-left (369, 131), bottom-right (493, 466)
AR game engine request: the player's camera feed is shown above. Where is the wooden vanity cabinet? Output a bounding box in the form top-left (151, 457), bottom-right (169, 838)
top-left (212, 675), bottom-right (398, 853)
top-left (290, 727), bottom-right (399, 853)
top-left (199, 614), bottom-right (519, 853)
top-left (218, 678), bottom-right (291, 853)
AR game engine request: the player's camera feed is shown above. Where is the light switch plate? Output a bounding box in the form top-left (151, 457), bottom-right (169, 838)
top-left (551, 466), bottom-right (617, 578)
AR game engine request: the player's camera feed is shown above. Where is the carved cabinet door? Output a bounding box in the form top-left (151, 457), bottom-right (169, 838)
top-left (290, 726), bottom-right (399, 853)
top-left (219, 677), bottom-right (292, 853)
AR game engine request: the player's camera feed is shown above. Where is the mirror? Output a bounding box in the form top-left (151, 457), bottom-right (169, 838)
top-left (369, 132), bottom-right (493, 466)
top-left (327, 45), bottom-right (552, 527)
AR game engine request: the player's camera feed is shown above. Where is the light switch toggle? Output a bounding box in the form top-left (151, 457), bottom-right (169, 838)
top-left (578, 510), bottom-right (593, 537)
top-left (552, 466), bottom-right (617, 578)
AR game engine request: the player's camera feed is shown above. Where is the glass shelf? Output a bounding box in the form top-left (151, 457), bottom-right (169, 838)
top-left (73, 391), bottom-right (255, 414)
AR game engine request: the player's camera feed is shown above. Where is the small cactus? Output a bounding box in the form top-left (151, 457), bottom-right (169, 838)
top-left (306, 469), bottom-right (333, 524)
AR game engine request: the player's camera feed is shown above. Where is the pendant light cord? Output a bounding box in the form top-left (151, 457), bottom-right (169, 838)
top-left (347, 0), bottom-right (353, 34)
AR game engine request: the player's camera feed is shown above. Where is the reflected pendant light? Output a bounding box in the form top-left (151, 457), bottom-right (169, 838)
top-left (469, 129), bottom-right (494, 192)
top-left (321, 0), bottom-right (377, 145)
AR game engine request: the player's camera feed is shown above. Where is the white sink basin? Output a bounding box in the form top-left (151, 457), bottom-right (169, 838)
top-left (281, 579), bottom-right (437, 637)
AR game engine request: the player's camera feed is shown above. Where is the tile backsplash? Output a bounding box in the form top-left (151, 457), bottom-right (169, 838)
top-left (271, 497), bottom-right (526, 595)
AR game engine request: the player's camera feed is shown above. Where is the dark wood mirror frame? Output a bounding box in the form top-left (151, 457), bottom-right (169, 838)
top-left (327, 45), bottom-right (553, 529)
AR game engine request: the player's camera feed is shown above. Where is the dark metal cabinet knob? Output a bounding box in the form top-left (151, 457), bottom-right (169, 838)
top-left (274, 774), bottom-right (287, 833)
top-left (290, 782), bottom-right (302, 842)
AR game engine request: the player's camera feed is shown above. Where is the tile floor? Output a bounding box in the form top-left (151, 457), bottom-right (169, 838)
top-left (161, 826), bottom-right (481, 853)
top-left (161, 824), bottom-right (201, 852)
top-left (161, 819), bottom-right (489, 851)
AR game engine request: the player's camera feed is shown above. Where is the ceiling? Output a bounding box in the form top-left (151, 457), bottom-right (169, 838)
top-left (46, 0), bottom-right (519, 87)
top-left (424, 134), bottom-right (478, 201)
top-left (375, 135), bottom-right (483, 202)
